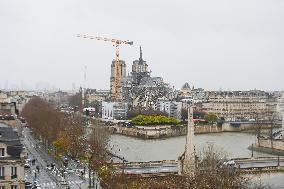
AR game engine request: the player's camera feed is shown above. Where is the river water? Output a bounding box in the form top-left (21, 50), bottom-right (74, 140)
top-left (109, 132), bottom-right (270, 162)
top-left (109, 132), bottom-right (284, 188)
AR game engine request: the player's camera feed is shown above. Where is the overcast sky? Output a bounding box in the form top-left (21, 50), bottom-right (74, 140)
top-left (0, 0), bottom-right (283, 91)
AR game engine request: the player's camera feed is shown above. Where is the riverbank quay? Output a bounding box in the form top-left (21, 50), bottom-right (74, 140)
top-left (108, 124), bottom-right (223, 139)
top-left (248, 138), bottom-right (284, 156)
top-left (105, 120), bottom-right (281, 139)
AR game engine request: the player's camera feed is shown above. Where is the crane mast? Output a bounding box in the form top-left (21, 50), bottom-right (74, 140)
top-left (77, 34), bottom-right (133, 101)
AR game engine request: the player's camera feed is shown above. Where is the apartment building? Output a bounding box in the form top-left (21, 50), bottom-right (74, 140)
top-left (0, 126), bottom-right (25, 189)
top-left (203, 90), bottom-right (279, 121)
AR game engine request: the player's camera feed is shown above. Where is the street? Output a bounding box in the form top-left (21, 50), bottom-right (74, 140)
top-left (21, 127), bottom-right (101, 189)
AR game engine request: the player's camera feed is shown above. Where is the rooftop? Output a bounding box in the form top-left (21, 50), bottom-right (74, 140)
top-left (0, 124), bottom-right (23, 159)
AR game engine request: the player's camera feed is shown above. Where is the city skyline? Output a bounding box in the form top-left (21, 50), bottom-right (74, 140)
top-left (0, 0), bottom-right (283, 91)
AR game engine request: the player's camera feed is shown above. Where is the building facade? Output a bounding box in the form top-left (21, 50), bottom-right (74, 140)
top-left (202, 90), bottom-right (279, 121)
top-left (0, 125), bottom-right (25, 189)
top-left (102, 101), bottom-right (128, 120)
top-left (0, 92), bottom-right (16, 117)
top-left (86, 90), bottom-right (109, 103)
top-left (155, 99), bottom-right (182, 119)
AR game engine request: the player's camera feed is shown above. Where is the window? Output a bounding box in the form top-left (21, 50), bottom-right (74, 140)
top-left (11, 167), bottom-right (17, 179)
top-left (0, 148), bottom-right (4, 156)
top-left (0, 186), bottom-right (5, 189)
top-left (0, 167), bottom-right (4, 179)
top-left (11, 186), bottom-right (17, 189)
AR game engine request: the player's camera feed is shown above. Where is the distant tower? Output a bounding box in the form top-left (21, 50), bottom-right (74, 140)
top-left (110, 60), bottom-right (126, 101)
top-left (131, 46), bottom-right (150, 85)
top-left (183, 106), bottom-right (195, 175)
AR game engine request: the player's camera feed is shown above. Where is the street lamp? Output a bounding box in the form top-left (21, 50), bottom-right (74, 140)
top-left (251, 143), bottom-right (254, 158)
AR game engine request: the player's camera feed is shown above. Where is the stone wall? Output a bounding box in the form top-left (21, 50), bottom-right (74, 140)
top-left (222, 122), bottom-right (282, 132)
top-left (195, 125), bottom-right (222, 133)
top-left (258, 138), bottom-right (284, 151)
top-left (110, 125), bottom-right (187, 139)
top-left (109, 124), bottom-right (222, 139)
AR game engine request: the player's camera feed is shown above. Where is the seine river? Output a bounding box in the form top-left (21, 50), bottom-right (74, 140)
top-left (109, 132), bottom-right (284, 188)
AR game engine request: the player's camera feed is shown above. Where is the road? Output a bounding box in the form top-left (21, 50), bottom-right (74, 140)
top-left (21, 127), bottom-right (101, 189)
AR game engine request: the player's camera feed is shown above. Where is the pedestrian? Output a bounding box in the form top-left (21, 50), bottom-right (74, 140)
top-left (81, 171), bottom-right (84, 179)
top-left (36, 165), bottom-right (40, 173)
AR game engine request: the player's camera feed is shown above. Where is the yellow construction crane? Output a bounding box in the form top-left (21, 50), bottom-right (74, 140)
top-left (76, 34), bottom-right (133, 101)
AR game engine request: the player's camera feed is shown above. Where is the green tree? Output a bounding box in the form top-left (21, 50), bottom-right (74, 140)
top-left (204, 113), bottom-right (218, 123)
top-left (131, 115), bottom-right (181, 126)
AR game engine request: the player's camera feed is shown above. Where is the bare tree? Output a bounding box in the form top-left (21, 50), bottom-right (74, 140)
top-left (267, 111), bottom-right (277, 149)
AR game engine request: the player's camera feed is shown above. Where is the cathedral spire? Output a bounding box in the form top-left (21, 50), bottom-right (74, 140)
top-left (139, 46), bottom-right (143, 61)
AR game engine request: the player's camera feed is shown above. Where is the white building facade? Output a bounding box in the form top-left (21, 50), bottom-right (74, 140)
top-left (102, 101), bottom-right (128, 120)
top-left (155, 100), bottom-right (182, 119)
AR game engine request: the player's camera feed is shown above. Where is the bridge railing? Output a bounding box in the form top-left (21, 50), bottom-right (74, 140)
top-left (113, 160), bottom-right (178, 168)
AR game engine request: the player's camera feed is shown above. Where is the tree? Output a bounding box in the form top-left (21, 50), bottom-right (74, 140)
top-left (204, 113), bottom-right (218, 123)
top-left (267, 111), bottom-right (277, 149)
top-left (252, 111), bottom-right (264, 146)
top-left (131, 115), bottom-right (182, 126)
top-left (21, 97), bottom-right (87, 159)
top-left (68, 92), bottom-right (82, 110)
top-left (21, 97), bottom-right (66, 147)
top-left (181, 109), bottom-right (207, 122)
top-left (53, 117), bottom-right (85, 159)
top-left (83, 120), bottom-right (111, 188)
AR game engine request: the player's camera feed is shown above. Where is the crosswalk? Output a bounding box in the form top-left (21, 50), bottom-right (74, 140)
top-left (40, 180), bottom-right (84, 187)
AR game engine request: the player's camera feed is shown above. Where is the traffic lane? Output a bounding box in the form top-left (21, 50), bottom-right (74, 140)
top-left (23, 128), bottom-right (96, 188)
top-left (22, 129), bottom-right (60, 188)
top-left (23, 128), bottom-right (74, 188)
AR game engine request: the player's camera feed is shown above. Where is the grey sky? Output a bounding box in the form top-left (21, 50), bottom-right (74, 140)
top-left (0, 0), bottom-right (283, 91)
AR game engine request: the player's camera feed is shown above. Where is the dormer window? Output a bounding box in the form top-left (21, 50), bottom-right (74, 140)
top-left (0, 148), bottom-right (4, 156)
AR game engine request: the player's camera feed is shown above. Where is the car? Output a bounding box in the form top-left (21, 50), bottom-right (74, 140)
top-left (65, 168), bottom-right (74, 173)
top-left (223, 160), bottom-right (236, 166)
top-left (24, 163), bottom-right (30, 169)
top-left (46, 165), bottom-right (53, 170)
top-left (25, 183), bottom-right (32, 189)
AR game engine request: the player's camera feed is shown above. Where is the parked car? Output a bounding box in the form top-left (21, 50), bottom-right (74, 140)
top-left (24, 163), bottom-right (30, 169)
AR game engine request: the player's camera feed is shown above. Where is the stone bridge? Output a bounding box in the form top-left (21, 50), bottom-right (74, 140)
top-left (114, 157), bottom-right (284, 175)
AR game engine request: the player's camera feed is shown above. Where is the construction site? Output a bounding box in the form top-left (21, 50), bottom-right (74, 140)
top-left (77, 34), bottom-right (180, 120)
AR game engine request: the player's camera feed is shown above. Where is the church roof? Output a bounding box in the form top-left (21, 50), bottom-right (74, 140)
top-left (181, 82), bottom-right (191, 90)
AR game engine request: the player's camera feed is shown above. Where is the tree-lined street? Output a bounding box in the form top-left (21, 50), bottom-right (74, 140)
top-left (22, 127), bottom-right (91, 189)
